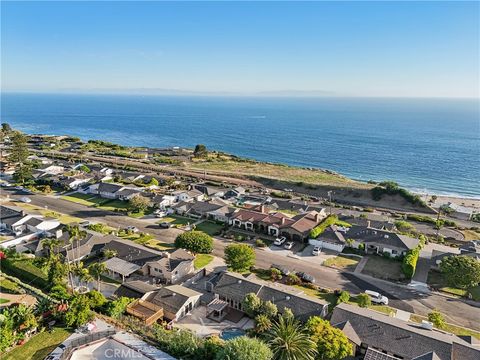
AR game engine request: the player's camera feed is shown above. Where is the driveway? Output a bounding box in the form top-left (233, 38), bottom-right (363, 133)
top-left (297, 245), bottom-right (337, 265)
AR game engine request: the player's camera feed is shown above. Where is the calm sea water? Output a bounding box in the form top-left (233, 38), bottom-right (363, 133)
top-left (1, 93), bottom-right (479, 197)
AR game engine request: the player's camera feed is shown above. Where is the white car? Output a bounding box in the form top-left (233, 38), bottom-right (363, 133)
top-left (312, 246), bottom-right (321, 256)
top-left (284, 241), bottom-right (294, 250)
top-left (365, 290), bottom-right (389, 305)
top-left (273, 236), bottom-right (287, 246)
top-left (154, 210), bottom-right (167, 218)
top-left (125, 226), bottom-right (139, 233)
top-left (19, 197), bottom-right (32, 203)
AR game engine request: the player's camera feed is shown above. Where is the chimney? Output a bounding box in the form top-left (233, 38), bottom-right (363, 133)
top-left (259, 205), bottom-right (266, 214)
top-left (367, 220), bottom-right (371, 228)
top-left (315, 212), bottom-right (321, 223)
top-left (281, 217), bottom-right (286, 225)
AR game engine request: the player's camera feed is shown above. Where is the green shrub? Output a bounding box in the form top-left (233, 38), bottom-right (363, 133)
top-left (428, 310), bottom-right (446, 329)
top-left (336, 291), bottom-right (350, 304)
top-left (255, 239), bottom-right (266, 247)
top-left (371, 181), bottom-right (426, 207)
top-left (357, 293), bottom-right (371, 308)
top-left (402, 247), bottom-right (420, 279)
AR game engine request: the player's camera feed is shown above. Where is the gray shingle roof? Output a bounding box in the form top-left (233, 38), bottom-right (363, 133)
top-left (98, 182), bottom-right (123, 194)
top-left (213, 272), bottom-right (327, 320)
top-left (330, 303), bottom-right (480, 360)
top-left (348, 225), bottom-right (419, 251)
top-left (114, 281), bottom-right (158, 299)
top-left (145, 285), bottom-right (201, 316)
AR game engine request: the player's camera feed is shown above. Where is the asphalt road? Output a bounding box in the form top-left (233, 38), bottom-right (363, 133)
top-left (2, 187), bottom-right (479, 331)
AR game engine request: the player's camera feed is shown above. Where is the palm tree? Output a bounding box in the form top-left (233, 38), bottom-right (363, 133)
top-left (267, 315), bottom-right (317, 360)
top-left (88, 262), bottom-right (107, 292)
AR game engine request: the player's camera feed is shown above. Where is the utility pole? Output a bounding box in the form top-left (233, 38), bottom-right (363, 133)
top-left (327, 190), bottom-right (333, 215)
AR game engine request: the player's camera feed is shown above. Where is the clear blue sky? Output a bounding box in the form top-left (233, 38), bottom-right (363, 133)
top-left (1, 1), bottom-right (479, 98)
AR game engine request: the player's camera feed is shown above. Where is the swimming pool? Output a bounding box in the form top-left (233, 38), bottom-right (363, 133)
top-left (220, 327), bottom-right (246, 340)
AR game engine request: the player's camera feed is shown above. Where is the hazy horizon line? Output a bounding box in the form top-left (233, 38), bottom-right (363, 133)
top-left (2, 88), bottom-right (478, 100)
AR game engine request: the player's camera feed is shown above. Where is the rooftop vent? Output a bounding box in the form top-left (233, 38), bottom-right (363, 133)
top-left (237, 280), bottom-right (242, 284)
top-left (285, 296), bottom-right (290, 300)
top-left (384, 235), bottom-right (389, 239)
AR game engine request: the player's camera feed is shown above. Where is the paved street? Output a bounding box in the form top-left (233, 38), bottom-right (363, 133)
top-left (1, 188), bottom-right (479, 331)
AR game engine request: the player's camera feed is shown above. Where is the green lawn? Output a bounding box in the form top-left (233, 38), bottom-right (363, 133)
top-left (410, 314), bottom-right (480, 340)
top-left (323, 255), bottom-right (359, 271)
top-left (194, 254), bottom-right (214, 269)
top-left (96, 199), bottom-right (130, 212)
top-left (161, 215), bottom-right (195, 226)
top-left (61, 192), bottom-right (96, 206)
top-left (361, 256), bottom-right (405, 281)
top-left (14, 203), bottom-right (82, 225)
top-left (3, 327), bottom-right (72, 360)
top-left (195, 221), bottom-right (224, 236)
top-left (0, 298), bottom-right (10, 304)
top-left (118, 232), bottom-right (173, 251)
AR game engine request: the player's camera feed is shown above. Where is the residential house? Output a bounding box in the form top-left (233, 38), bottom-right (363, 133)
top-left (114, 280), bottom-right (159, 299)
top-left (431, 240), bottom-right (480, 268)
top-left (331, 303), bottom-right (480, 360)
top-left (192, 183), bottom-right (227, 198)
top-left (101, 239), bottom-right (194, 283)
top-left (441, 202), bottom-right (475, 221)
top-left (146, 249), bottom-right (195, 284)
top-left (347, 225), bottom-right (419, 257)
top-left (55, 174), bottom-right (92, 190)
top-left (309, 225), bottom-right (349, 252)
top-left (211, 272), bottom-right (328, 321)
top-left (223, 186), bottom-right (245, 200)
top-left (0, 205), bottom-right (62, 248)
top-left (96, 182), bottom-right (144, 200)
top-left (172, 200), bottom-right (232, 221)
top-left (229, 206), bottom-right (326, 241)
top-left (152, 194), bottom-right (176, 210)
top-left (171, 189), bottom-right (205, 203)
top-left (142, 285), bottom-right (202, 323)
top-left (97, 182), bottom-right (125, 199)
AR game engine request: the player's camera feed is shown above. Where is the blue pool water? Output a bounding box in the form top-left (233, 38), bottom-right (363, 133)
top-left (220, 327), bottom-right (246, 340)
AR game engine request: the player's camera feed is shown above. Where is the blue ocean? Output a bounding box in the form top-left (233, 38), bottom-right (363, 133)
top-left (1, 93), bottom-right (479, 197)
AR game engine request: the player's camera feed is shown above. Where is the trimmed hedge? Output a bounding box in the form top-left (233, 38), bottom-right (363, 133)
top-left (310, 215), bottom-right (338, 239)
top-left (402, 247), bottom-right (420, 279)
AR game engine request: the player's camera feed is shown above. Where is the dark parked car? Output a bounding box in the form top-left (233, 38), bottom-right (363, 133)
top-left (296, 271), bottom-right (315, 283)
top-left (159, 222), bottom-right (171, 229)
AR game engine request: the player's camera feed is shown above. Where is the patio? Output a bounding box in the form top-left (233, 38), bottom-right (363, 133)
top-left (175, 305), bottom-right (254, 337)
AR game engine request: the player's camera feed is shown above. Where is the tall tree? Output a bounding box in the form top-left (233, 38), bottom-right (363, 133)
top-left (267, 316), bottom-right (317, 360)
top-left (88, 262), bottom-right (107, 292)
top-left (193, 144), bottom-right (208, 158)
top-left (215, 336), bottom-right (272, 360)
top-left (440, 255), bottom-right (480, 289)
top-left (306, 317), bottom-right (353, 360)
top-left (224, 243), bottom-right (256, 272)
top-left (9, 131), bottom-right (32, 184)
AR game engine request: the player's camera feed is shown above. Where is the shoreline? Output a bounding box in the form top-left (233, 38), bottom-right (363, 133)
top-left (14, 130), bottom-right (480, 206)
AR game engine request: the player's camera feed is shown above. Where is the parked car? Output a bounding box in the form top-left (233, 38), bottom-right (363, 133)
top-left (271, 264), bottom-right (290, 275)
top-left (296, 271), bottom-right (316, 283)
top-left (15, 186), bottom-right (24, 191)
top-left (154, 210), bottom-right (167, 218)
top-left (125, 226), bottom-right (139, 233)
top-left (79, 221), bottom-right (91, 227)
top-left (365, 290), bottom-right (389, 305)
top-left (19, 197), bottom-right (31, 203)
top-left (284, 241), bottom-right (294, 250)
top-left (274, 236), bottom-right (286, 246)
top-left (312, 246), bottom-right (321, 256)
top-left (159, 222), bottom-right (171, 229)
